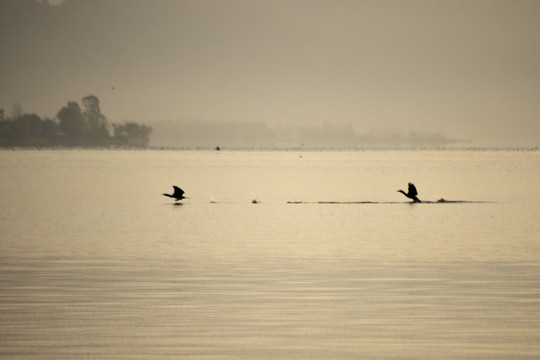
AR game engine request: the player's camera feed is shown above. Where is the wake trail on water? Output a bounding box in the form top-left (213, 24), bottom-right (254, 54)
top-left (287, 200), bottom-right (492, 204)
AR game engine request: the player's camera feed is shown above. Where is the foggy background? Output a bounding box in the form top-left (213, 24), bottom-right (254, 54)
top-left (1, 0), bottom-right (539, 148)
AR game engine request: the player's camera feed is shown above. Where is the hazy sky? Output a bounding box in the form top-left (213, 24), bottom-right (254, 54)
top-left (1, 0), bottom-right (539, 146)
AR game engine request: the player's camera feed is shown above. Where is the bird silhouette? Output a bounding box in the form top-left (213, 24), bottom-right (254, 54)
top-left (163, 186), bottom-right (187, 201)
top-left (397, 183), bottom-right (421, 202)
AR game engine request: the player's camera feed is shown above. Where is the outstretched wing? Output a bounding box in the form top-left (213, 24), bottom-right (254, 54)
top-left (408, 183), bottom-right (418, 196)
top-left (172, 186), bottom-right (184, 197)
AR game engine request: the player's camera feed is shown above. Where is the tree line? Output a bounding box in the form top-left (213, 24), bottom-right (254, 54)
top-left (0, 95), bottom-right (152, 148)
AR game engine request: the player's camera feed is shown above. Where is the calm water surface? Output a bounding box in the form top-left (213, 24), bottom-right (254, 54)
top-left (1, 150), bottom-right (540, 359)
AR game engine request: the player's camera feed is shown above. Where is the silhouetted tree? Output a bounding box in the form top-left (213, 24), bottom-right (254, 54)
top-left (113, 122), bottom-right (152, 147)
top-left (0, 112), bottom-right (56, 146)
top-left (13, 114), bottom-right (43, 138)
top-left (0, 112), bottom-right (11, 145)
top-left (42, 118), bottom-right (60, 140)
top-left (57, 101), bottom-right (87, 141)
top-left (82, 95), bottom-right (108, 138)
top-left (1, 97), bottom-right (153, 148)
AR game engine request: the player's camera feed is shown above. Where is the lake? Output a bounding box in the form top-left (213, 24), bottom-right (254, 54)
top-left (1, 149), bottom-right (539, 359)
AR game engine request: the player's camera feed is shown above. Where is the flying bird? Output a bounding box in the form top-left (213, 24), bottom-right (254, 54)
top-left (163, 186), bottom-right (187, 201)
top-left (397, 183), bottom-right (421, 202)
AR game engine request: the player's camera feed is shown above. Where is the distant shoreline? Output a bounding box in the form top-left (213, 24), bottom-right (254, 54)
top-left (1, 146), bottom-right (538, 152)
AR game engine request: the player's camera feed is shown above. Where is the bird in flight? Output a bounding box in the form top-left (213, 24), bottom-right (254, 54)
top-left (397, 183), bottom-right (421, 202)
top-left (163, 186), bottom-right (187, 201)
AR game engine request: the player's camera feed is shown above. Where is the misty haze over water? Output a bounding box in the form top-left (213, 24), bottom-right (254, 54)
top-left (149, 120), bottom-right (466, 149)
top-left (1, 0), bottom-right (540, 148)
